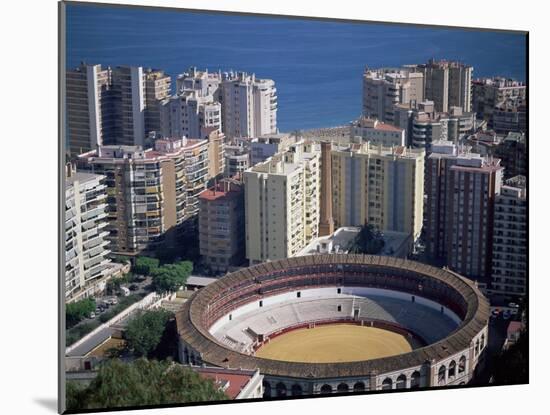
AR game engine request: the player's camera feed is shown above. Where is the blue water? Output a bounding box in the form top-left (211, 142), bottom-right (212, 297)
top-left (66, 4), bottom-right (526, 132)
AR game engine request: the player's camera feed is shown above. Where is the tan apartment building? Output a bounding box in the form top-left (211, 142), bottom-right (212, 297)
top-left (331, 142), bottom-right (425, 240)
top-left (417, 59), bottom-right (473, 113)
top-left (198, 179), bottom-right (245, 273)
top-left (244, 141), bottom-right (320, 264)
top-left (350, 116), bottom-right (406, 146)
top-left (203, 128), bottom-right (226, 181)
top-left (362, 67), bottom-right (424, 123)
top-left (78, 137), bottom-right (209, 255)
top-left (144, 68), bottom-right (172, 136)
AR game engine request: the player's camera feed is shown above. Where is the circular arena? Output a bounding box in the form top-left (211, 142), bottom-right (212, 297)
top-left (176, 255), bottom-right (490, 397)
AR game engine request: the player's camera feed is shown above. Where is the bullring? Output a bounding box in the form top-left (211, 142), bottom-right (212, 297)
top-left (176, 254), bottom-right (490, 397)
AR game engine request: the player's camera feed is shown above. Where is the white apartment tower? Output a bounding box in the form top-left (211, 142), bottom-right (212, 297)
top-left (65, 169), bottom-right (113, 301)
top-left (220, 72), bottom-right (277, 139)
top-left (159, 92), bottom-right (222, 139)
top-left (244, 141), bottom-right (320, 264)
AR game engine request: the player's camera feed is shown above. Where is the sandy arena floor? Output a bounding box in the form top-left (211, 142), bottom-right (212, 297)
top-left (255, 324), bottom-right (415, 363)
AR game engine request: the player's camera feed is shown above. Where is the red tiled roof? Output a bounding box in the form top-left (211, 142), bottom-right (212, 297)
top-left (198, 371), bottom-right (252, 399)
top-left (375, 123), bottom-right (402, 132)
top-left (199, 188), bottom-right (230, 201)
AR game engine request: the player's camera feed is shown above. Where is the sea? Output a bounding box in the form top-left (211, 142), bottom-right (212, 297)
top-left (66, 3), bottom-right (527, 132)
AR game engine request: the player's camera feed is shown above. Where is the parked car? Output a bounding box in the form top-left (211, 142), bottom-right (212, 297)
top-left (503, 310), bottom-right (512, 320)
top-left (89, 311), bottom-right (96, 319)
top-left (508, 302), bottom-right (519, 309)
top-left (491, 309), bottom-right (500, 318)
top-left (129, 284), bottom-right (139, 291)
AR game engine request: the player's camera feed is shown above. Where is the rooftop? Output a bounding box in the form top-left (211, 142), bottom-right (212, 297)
top-left (66, 171), bottom-right (103, 187)
top-left (199, 180), bottom-right (243, 202)
top-left (194, 367), bottom-right (257, 399)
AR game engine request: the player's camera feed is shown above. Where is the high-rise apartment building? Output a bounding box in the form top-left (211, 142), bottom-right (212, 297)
top-left (250, 133), bottom-right (295, 166)
top-left (225, 142), bottom-right (250, 178)
top-left (472, 77), bottom-right (526, 124)
top-left (331, 143), bottom-right (425, 239)
top-left (198, 179), bottom-right (245, 273)
top-left (425, 141), bottom-right (503, 283)
top-left (110, 66), bottom-right (147, 147)
top-left (78, 137), bottom-right (209, 255)
top-left (319, 141), bottom-right (335, 237)
top-left (350, 117), bottom-right (406, 146)
top-left (203, 128), bottom-right (226, 181)
top-left (65, 168), bottom-right (114, 301)
top-left (418, 59), bottom-right (473, 113)
top-left (495, 132), bottom-right (527, 179)
top-left (244, 141), bottom-right (320, 264)
top-left (411, 104), bottom-right (475, 151)
top-left (176, 67), bottom-right (221, 97)
top-left (144, 68), bottom-right (172, 135)
top-left (491, 175), bottom-right (527, 297)
top-left (362, 67), bottom-right (424, 123)
top-left (66, 63), bottom-right (113, 156)
top-left (220, 71), bottom-right (277, 138)
top-left (492, 98), bottom-right (527, 134)
top-left (66, 64), bottom-right (172, 154)
top-left (159, 91), bottom-right (222, 139)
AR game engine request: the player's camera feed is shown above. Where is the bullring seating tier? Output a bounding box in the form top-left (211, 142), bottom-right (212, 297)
top-left (210, 294), bottom-right (458, 352)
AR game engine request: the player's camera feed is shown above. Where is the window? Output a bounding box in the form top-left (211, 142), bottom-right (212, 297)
top-left (438, 366), bottom-right (446, 385)
top-left (458, 356), bottom-right (466, 373)
top-left (337, 305), bottom-right (342, 312)
top-left (337, 288), bottom-right (342, 294)
top-left (448, 360), bottom-right (457, 378)
top-left (259, 300), bottom-right (263, 307)
top-left (410, 371), bottom-right (421, 388)
top-left (381, 378), bottom-right (392, 390)
top-left (297, 291), bottom-right (301, 298)
top-left (396, 374), bottom-right (407, 389)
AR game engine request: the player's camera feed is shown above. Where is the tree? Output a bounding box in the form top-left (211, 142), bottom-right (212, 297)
top-left (66, 298), bottom-right (96, 328)
top-left (66, 358), bottom-right (228, 411)
top-left (134, 256), bottom-right (160, 275)
top-left (348, 224), bottom-right (385, 255)
top-left (151, 261), bottom-right (193, 293)
top-left (125, 309), bottom-right (172, 357)
top-left (492, 329), bottom-right (528, 385)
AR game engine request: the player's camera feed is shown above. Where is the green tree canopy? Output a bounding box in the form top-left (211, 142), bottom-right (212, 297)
top-left (348, 224), bottom-right (385, 255)
top-left (151, 261), bottom-right (193, 293)
top-left (125, 309), bottom-right (172, 357)
top-left (66, 358), bottom-right (228, 411)
top-left (66, 297), bottom-right (96, 328)
top-left (134, 256), bottom-right (160, 275)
